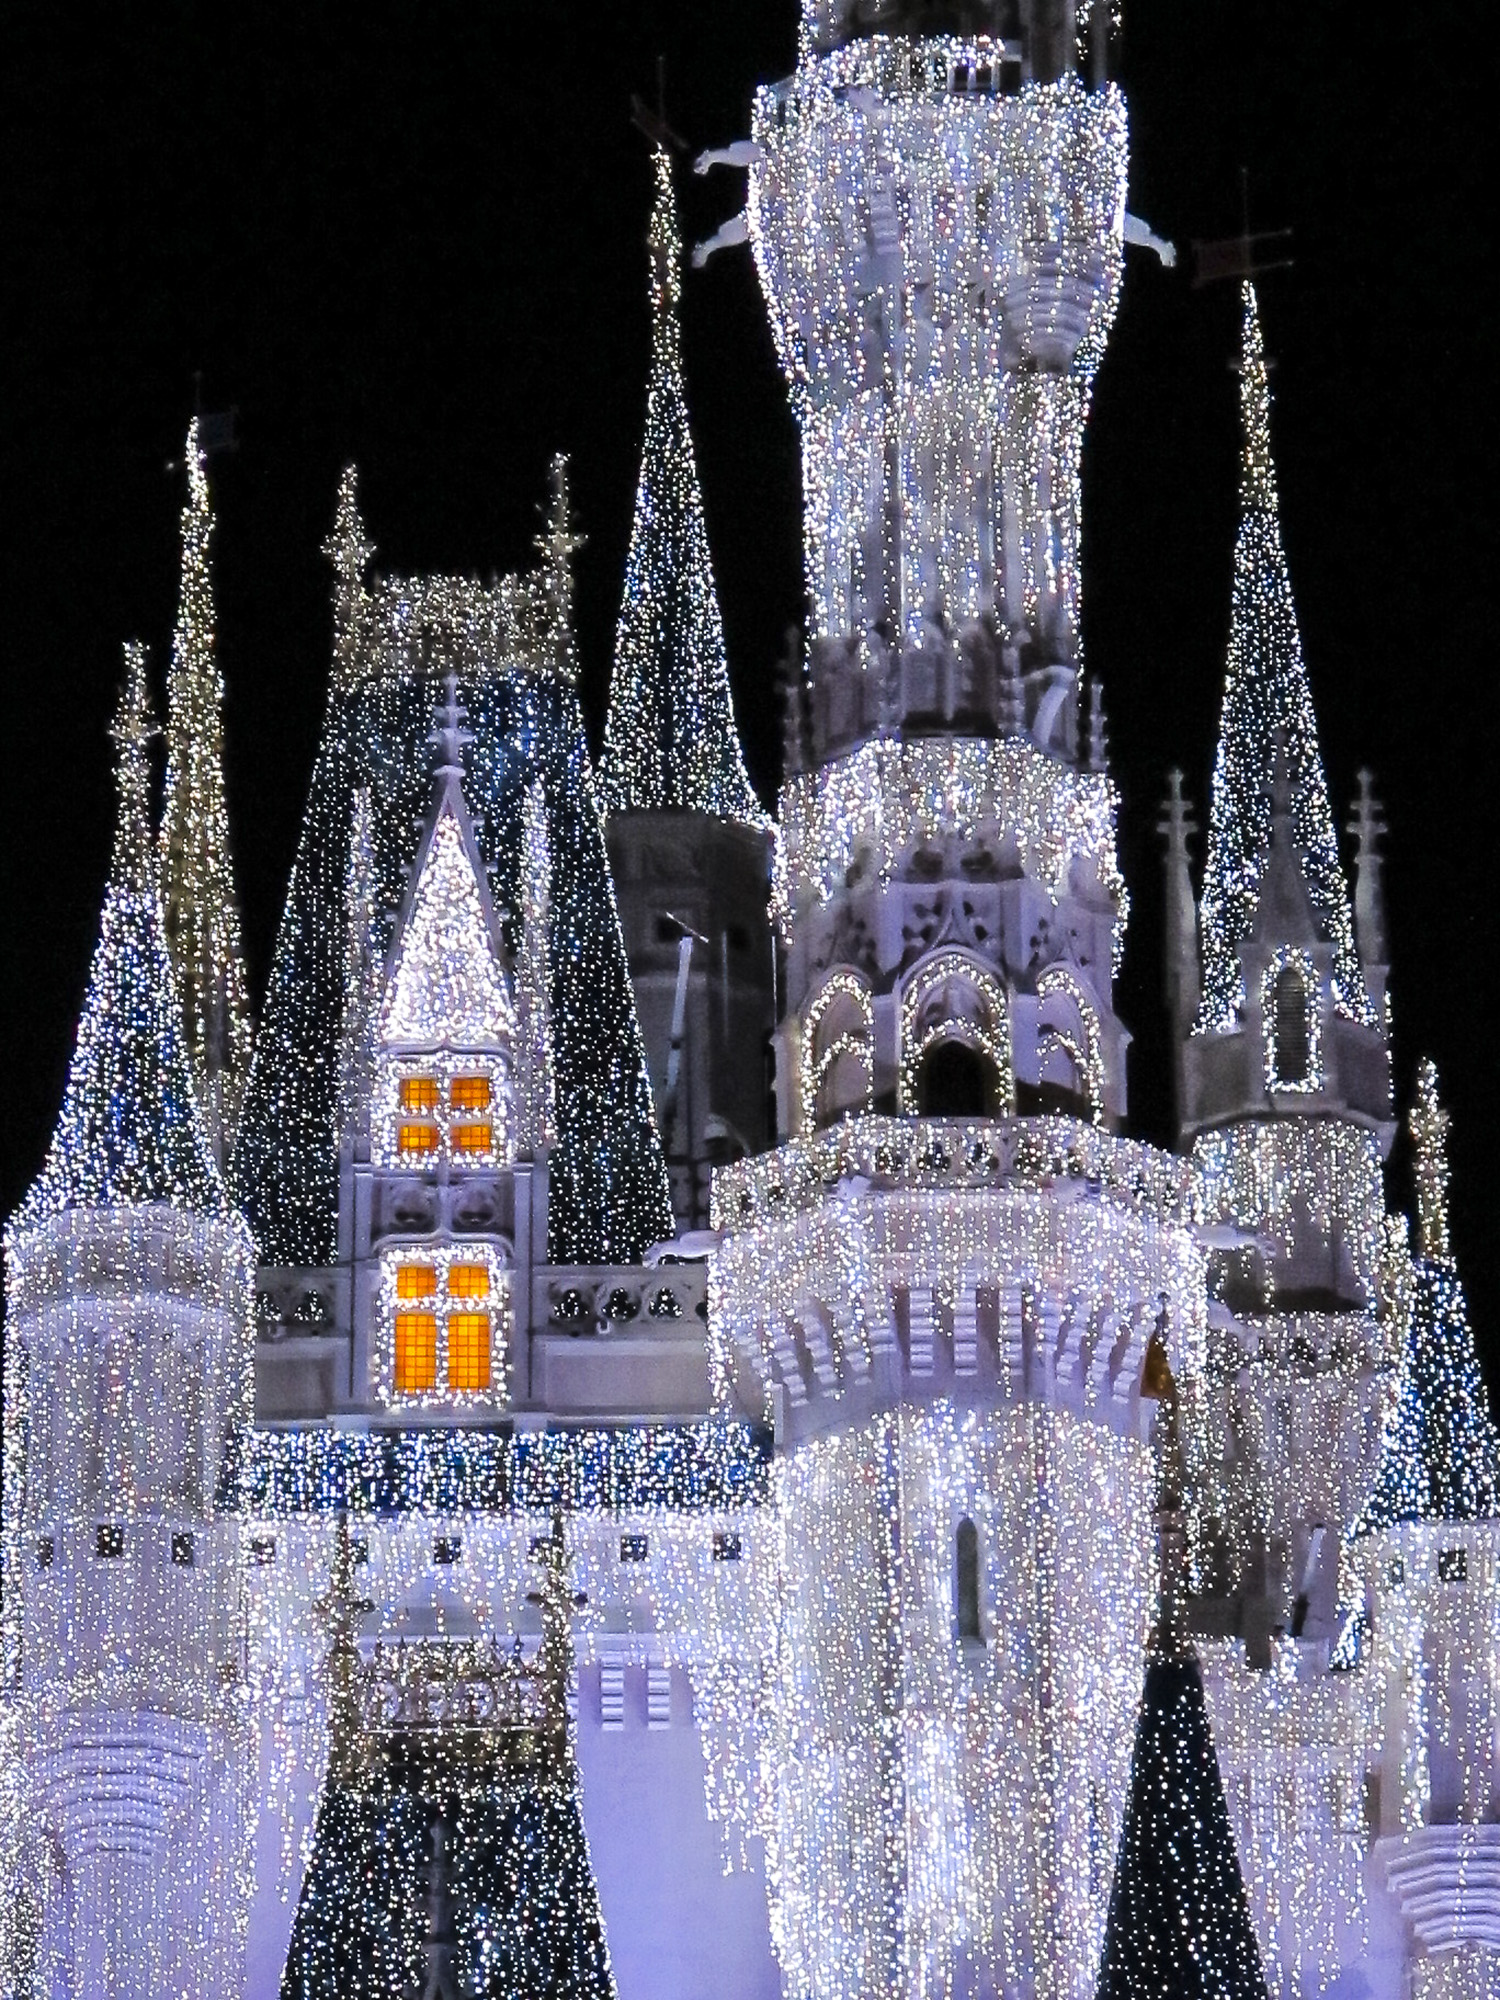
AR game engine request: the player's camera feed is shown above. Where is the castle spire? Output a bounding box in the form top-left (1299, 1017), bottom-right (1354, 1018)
top-left (159, 419), bottom-right (254, 1164)
top-left (1196, 283), bottom-right (1368, 1033)
top-left (323, 463), bottom-right (374, 692)
top-left (12, 645), bottom-right (225, 1230)
top-left (1354, 1063), bottom-right (1500, 1531)
top-left (598, 148), bottom-right (762, 826)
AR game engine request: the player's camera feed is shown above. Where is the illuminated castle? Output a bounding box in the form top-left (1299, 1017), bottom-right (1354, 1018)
top-left (4, 2), bottom-right (1497, 1997)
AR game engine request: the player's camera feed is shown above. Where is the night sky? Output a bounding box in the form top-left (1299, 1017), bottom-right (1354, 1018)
top-left (3, 3), bottom-right (1493, 1397)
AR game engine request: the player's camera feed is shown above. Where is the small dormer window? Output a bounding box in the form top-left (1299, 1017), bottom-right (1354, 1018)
top-left (382, 1248), bottom-right (507, 1405)
top-left (1263, 949), bottom-right (1321, 1093)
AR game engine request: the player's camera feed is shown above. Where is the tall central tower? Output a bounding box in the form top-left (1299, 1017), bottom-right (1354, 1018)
top-left (709, 8), bottom-right (1204, 1997)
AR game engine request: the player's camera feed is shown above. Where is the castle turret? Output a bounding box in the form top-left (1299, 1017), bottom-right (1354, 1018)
top-left (707, 9), bottom-right (1204, 1993)
top-left (159, 420), bottom-right (254, 1166)
top-left (599, 149), bottom-right (775, 1233)
top-left (4, 647), bottom-right (254, 1999)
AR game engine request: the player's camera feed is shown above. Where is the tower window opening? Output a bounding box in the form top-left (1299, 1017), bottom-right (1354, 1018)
top-left (446, 1312), bottom-right (492, 1392)
top-left (400, 1076), bottom-right (440, 1113)
top-left (450, 1121), bottom-right (493, 1156)
top-left (450, 1075), bottom-right (491, 1112)
top-left (396, 1264), bottom-right (437, 1300)
top-left (447, 1263), bottom-right (489, 1299)
top-left (919, 1040), bottom-right (999, 1119)
top-left (395, 1310), bottom-right (438, 1392)
top-left (955, 1517), bottom-right (982, 1643)
top-left (1270, 963), bottom-right (1311, 1085)
top-left (398, 1121), bottom-right (440, 1158)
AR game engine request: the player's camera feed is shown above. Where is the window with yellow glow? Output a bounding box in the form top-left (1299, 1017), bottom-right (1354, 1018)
top-left (450, 1122), bottom-right (492, 1156)
top-left (396, 1264), bottom-right (437, 1299)
top-left (394, 1311), bottom-right (438, 1392)
top-left (398, 1121), bottom-right (440, 1156)
top-left (450, 1075), bottom-right (492, 1112)
top-left (399, 1076), bottom-right (440, 1113)
top-left (447, 1263), bottom-right (489, 1299)
top-left (447, 1312), bottom-right (492, 1392)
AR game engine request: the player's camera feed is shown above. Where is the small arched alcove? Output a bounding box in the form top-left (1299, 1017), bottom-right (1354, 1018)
top-left (919, 1040), bottom-right (1001, 1119)
top-left (1270, 962), bottom-right (1311, 1085)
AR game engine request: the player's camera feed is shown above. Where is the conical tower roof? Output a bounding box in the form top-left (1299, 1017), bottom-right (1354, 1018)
top-left (10, 646), bottom-right (226, 1235)
top-left (159, 419), bottom-right (254, 1160)
top-left (598, 149), bottom-right (763, 827)
top-left (1096, 1654), bottom-right (1270, 2000)
top-left (1196, 284), bottom-right (1369, 1032)
top-left (1356, 1062), bottom-right (1500, 1532)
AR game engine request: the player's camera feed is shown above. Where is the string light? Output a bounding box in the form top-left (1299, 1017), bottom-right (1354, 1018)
top-left (158, 420), bottom-right (255, 1167)
top-left (599, 150), bottom-right (764, 828)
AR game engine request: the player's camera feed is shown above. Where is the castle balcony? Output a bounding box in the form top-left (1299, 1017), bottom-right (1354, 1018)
top-left (710, 1112), bottom-right (1202, 1446)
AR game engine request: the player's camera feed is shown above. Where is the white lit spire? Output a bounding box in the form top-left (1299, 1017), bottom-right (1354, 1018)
top-left (599, 149), bottom-right (763, 827)
top-left (1196, 285), bottom-right (1369, 1032)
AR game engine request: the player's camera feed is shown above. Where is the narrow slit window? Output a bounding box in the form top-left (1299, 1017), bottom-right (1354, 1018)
top-left (447, 1312), bottom-right (492, 1392)
top-left (395, 1310), bottom-right (438, 1392)
top-left (955, 1517), bottom-right (982, 1642)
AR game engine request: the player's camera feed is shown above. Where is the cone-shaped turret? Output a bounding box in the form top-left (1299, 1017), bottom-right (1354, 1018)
top-left (1196, 284), bottom-right (1368, 1033)
top-left (599, 149), bottom-right (762, 826)
top-left (1097, 1337), bottom-right (1270, 2000)
top-left (1355, 1062), bottom-right (1500, 1532)
top-left (159, 420), bottom-right (254, 1163)
top-left (12, 645), bottom-right (226, 1230)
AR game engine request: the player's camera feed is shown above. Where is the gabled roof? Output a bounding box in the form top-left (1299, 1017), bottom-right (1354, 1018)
top-left (11, 646), bottom-right (226, 1236)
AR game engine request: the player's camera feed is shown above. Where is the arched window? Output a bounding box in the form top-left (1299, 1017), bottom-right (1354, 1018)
top-left (1263, 951), bottom-right (1319, 1092)
top-left (955, 1518), bottom-right (982, 1643)
top-left (802, 973), bottom-right (874, 1131)
top-left (899, 950), bottom-right (1013, 1114)
top-left (1035, 966), bottom-right (1105, 1122)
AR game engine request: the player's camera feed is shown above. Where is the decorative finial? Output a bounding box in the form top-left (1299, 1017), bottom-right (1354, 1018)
top-left (323, 464), bottom-right (374, 581)
top-left (429, 668), bottom-right (472, 781)
top-left (537, 455), bottom-right (583, 683)
top-left (647, 146), bottom-right (682, 318)
top-left (1410, 1058), bottom-right (1451, 1262)
top-left (1086, 675), bottom-right (1108, 773)
top-left (111, 641), bottom-right (158, 882)
top-left (1159, 768), bottom-right (1196, 855)
top-left (1348, 768), bottom-right (1389, 976)
top-left (1239, 280), bottom-right (1280, 518)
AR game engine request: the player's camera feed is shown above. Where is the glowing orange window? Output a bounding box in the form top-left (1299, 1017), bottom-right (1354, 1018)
top-left (396, 1264), bottom-right (436, 1300)
top-left (398, 1122), bottom-right (440, 1156)
top-left (447, 1264), bottom-right (489, 1300)
top-left (450, 1075), bottom-right (492, 1113)
top-left (399, 1077), bottom-right (440, 1113)
top-left (447, 1313), bottom-right (492, 1392)
top-left (394, 1311), bottom-right (437, 1392)
top-left (450, 1122), bottom-right (492, 1156)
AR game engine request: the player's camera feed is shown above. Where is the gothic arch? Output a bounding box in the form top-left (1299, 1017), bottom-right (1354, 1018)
top-left (1035, 964), bottom-right (1105, 1122)
top-left (898, 948), bottom-right (1013, 1115)
top-left (802, 971), bottom-right (875, 1131)
top-left (1262, 948), bottom-right (1320, 1092)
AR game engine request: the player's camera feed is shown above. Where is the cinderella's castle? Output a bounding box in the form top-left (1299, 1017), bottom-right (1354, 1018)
top-left (4, 1), bottom-right (1497, 1995)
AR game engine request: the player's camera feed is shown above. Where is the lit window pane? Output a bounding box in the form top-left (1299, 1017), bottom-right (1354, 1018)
top-left (400, 1077), bottom-right (440, 1113)
top-left (394, 1311), bottom-right (437, 1392)
top-left (451, 1122), bottom-right (492, 1156)
top-left (396, 1264), bottom-right (436, 1299)
top-left (447, 1263), bottom-right (489, 1299)
top-left (398, 1122), bottom-right (440, 1156)
top-left (451, 1075), bottom-right (492, 1112)
top-left (447, 1312), bottom-right (491, 1392)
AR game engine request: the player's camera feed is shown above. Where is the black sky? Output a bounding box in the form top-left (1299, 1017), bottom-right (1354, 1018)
top-left (2, 3), bottom-right (1493, 1395)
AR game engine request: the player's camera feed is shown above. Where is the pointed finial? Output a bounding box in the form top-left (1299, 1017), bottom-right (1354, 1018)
top-left (647, 146), bottom-right (683, 319)
top-left (1348, 767), bottom-right (1389, 979)
top-left (323, 464), bottom-right (374, 580)
top-left (429, 668), bottom-right (471, 780)
top-left (1410, 1058), bottom-right (1451, 1261)
top-left (184, 415), bottom-right (209, 517)
top-left (1239, 280), bottom-right (1280, 517)
top-left (1159, 768), bottom-right (1196, 854)
top-left (111, 642), bottom-right (158, 883)
top-left (536, 454), bottom-right (583, 683)
top-left (1086, 675), bottom-right (1108, 772)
